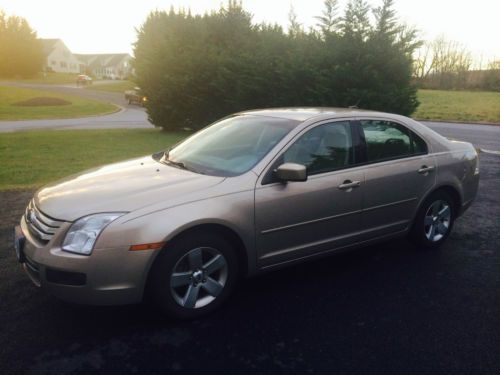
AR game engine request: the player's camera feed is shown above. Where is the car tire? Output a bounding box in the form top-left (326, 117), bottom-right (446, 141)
top-left (149, 231), bottom-right (239, 319)
top-left (409, 190), bottom-right (456, 249)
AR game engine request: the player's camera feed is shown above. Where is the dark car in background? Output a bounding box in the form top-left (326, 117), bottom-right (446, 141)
top-left (124, 87), bottom-right (147, 106)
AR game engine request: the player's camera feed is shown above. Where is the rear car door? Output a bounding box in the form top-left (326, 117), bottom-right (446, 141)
top-left (254, 120), bottom-right (365, 268)
top-left (355, 119), bottom-right (436, 239)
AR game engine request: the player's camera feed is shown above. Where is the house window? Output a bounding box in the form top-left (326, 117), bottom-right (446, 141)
top-left (51, 60), bottom-right (57, 65)
top-left (60, 61), bottom-right (67, 68)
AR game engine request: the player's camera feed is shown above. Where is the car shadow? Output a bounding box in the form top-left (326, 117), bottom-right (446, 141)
top-left (42, 237), bottom-right (430, 328)
top-left (3, 235), bottom-right (478, 374)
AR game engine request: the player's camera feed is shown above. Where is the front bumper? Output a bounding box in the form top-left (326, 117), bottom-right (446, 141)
top-left (16, 217), bottom-right (157, 305)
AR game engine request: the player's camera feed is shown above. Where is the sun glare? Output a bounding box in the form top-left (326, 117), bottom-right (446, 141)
top-left (0, 0), bottom-right (498, 61)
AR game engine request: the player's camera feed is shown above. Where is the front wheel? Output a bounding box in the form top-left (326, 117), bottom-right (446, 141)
top-left (149, 232), bottom-right (239, 319)
top-left (409, 190), bottom-right (455, 249)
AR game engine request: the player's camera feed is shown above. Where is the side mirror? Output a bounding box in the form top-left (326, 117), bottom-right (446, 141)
top-left (275, 163), bottom-right (307, 182)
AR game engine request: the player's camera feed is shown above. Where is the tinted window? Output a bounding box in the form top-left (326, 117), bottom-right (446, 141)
top-left (361, 120), bottom-right (412, 161)
top-left (412, 132), bottom-right (428, 154)
top-left (283, 121), bottom-right (354, 175)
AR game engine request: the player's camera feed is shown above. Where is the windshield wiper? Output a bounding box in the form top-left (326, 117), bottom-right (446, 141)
top-left (166, 159), bottom-right (188, 170)
top-left (161, 150), bottom-right (200, 173)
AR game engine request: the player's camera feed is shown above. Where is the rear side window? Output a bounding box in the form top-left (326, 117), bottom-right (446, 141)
top-left (360, 120), bottom-right (426, 162)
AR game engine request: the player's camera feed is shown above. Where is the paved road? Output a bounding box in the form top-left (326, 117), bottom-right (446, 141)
top-left (0, 82), bottom-right (154, 132)
top-left (422, 121), bottom-right (500, 151)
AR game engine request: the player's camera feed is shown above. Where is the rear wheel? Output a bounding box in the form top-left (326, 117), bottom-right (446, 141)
top-left (149, 232), bottom-right (239, 319)
top-left (409, 190), bottom-right (455, 249)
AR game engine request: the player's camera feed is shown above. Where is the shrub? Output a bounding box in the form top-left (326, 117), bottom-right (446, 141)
top-left (134, 0), bottom-right (420, 131)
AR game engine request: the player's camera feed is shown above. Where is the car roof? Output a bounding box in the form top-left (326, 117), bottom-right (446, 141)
top-left (238, 107), bottom-right (398, 122)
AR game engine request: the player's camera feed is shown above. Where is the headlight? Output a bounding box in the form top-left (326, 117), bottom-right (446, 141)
top-left (62, 213), bottom-right (125, 255)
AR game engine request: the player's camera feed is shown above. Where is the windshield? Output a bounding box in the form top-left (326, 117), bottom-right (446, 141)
top-left (161, 115), bottom-right (299, 176)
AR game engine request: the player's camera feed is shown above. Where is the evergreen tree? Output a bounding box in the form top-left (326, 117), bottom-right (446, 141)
top-left (288, 5), bottom-right (303, 38)
top-left (341, 0), bottom-right (371, 40)
top-left (133, 0), bottom-right (421, 131)
top-left (315, 0), bottom-right (340, 35)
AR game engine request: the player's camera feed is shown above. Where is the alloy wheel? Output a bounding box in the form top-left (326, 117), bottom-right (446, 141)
top-left (170, 247), bottom-right (228, 309)
top-left (424, 200), bottom-right (451, 242)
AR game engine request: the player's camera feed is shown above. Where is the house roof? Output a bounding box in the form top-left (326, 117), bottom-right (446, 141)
top-left (39, 39), bottom-right (60, 55)
top-left (74, 53), bottom-right (131, 69)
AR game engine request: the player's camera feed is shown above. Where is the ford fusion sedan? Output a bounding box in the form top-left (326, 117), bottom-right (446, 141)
top-left (14, 108), bottom-right (479, 319)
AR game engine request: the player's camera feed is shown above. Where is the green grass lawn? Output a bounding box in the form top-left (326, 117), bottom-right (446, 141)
top-left (415, 89), bottom-right (500, 124)
top-left (0, 86), bottom-right (117, 120)
top-left (88, 80), bottom-right (136, 93)
top-left (0, 129), bottom-right (187, 190)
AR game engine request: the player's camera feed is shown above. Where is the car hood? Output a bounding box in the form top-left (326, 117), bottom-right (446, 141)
top-left (35, 156), bottom-right (225, 221)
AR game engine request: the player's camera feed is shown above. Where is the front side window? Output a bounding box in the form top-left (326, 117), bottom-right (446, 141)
top-left (412, 132), bottom-right (428, 154)
top-left (163, 115), bottom-right (299, 176)
top-left (360, 120), bottom-right (427, 162)
top-left (283, 121), bottom-right (354, 175)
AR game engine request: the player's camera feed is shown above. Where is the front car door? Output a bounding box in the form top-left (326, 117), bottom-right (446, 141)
top-left (354, 118), bottom-right (436, 239)
top-left (254, 120), bottom-right (365, 268)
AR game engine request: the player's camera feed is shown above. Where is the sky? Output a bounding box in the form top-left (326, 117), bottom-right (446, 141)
top-left (1, 0), bottom-right (499, 64)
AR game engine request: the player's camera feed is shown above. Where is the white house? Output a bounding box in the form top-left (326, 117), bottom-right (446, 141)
top-left (40, 38), bottom-right (133, 79)
top-left (40, 39), bottom-right (83, 74)
top-left (74, 54), bottom-right (132, 79)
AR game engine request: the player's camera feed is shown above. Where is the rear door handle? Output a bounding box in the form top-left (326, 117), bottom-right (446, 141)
top-left (338, 180), bottom-right (361, 190)
top-left (418, 165), bottom-right (435, 174)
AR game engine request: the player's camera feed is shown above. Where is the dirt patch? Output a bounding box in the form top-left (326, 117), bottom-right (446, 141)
top-left (13, 97), bottom-right (71, 106)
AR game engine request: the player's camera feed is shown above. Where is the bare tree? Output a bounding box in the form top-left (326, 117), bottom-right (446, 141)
top-left (413, 41), bottom-right (435, 79)
top-left (414, 35), bottom-right (472, 88)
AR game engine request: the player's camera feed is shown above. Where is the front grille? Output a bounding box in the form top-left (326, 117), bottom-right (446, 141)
top-left (24, 200), bottom-right (63, 244)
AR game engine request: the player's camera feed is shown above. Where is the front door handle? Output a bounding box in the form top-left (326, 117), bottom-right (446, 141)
top-left (418, 165), bottom-right (436, 174)
top-left (338, 180), bottom-right (361, 191)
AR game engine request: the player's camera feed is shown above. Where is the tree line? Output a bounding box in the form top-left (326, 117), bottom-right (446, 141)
top-left (414, 36), bottom-right (499, 91)
top-left (134, 0), bottom-right (421, 131)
